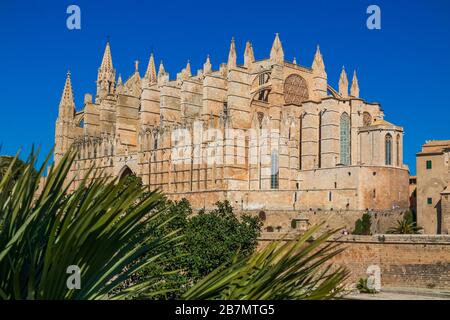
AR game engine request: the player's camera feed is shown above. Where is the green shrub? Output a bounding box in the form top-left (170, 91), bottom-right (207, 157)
top-left (352, 212), bottom-right (372, 235)
top-left (124, 198), bottom-right (262, 299)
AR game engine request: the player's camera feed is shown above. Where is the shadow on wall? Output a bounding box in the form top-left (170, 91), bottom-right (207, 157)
top-left (436, 200), bottom-right (442, 234)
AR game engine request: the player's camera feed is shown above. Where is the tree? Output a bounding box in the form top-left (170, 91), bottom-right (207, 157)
top-left (352, 212), bottom-right (372, 235)
top-left (127, 199), bottom-right (262, 299)
top-left (119, 197), bottom-right (191, 300)
top-left (183, 224), bottom-right (349, 300)
top-left (185, 200), bottom-right (261, 279)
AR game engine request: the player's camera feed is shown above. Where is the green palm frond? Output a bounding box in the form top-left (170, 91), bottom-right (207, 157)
top-left (387, 212), bottom-right (423, 234)
top-left (0, 148), bottom-right (181, 300)
top-left (183, 225), bottom-right (349, 300)
top-left (0, 147), bottom-right (348, 300)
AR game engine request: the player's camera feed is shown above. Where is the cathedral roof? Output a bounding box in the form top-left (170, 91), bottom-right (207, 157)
top-left (368, 118), bottom-right (397, 128)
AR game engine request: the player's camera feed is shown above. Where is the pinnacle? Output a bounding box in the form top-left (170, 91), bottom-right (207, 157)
top-left (145, 52), bottom-right (157, 83)
top-left (270, 33), bottom-right (284, 62)
top-left (100, 41), bottom-right (113, 70)
top-left (60, 70), bottom-right (75, 107)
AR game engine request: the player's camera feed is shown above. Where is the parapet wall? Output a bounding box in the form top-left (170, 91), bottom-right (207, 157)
top-left (241, 208), bottom-right (407, 234)
top-left (259, 233), bottom-right (450, 289)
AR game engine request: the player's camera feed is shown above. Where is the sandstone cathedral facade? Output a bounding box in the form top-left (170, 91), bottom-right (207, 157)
top-left (55, 35), bottom-right (409, 232)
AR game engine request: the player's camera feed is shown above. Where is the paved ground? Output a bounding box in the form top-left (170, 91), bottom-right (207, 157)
top-left (346, 287), bottom-right (450, 300)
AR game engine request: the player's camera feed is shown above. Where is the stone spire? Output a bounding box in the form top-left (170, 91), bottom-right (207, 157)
top-left (185, 60), bottom-right (192, 77)
top-left (312, 45), bottom-right (328, 99)
top-left (97, 41), bottom-right (116, 98)
top-left (100, 41), bottom-right (113, 71)
top-left (158, 60), bottom-right (165, 76)
top-left (338, 66), bottom-right (349, 98)
top-left (59, 70), bottom-right (75, 119)
top-left (350, 70), bottom-right (360, 98)
top-left (158, 60), bottom-right (169, 85)
top-left (312, 45), bottom-right (325, 73)
top-left (244, 41), bottom-right (255, 68)
top-left (55, 70), bottom-right (76, 164)
top-left (270, 33), bottom-right (284, 63)
top-left (145, 52), bottom-right (157, 84)
top-left (293, 57), bottom-right (297, 65)
top-left (117, 73), bottom-right (123, 93)
top-left (203, 55), bottom-right (212, 74)
top-left (227, 37), bottom-right (237, 68)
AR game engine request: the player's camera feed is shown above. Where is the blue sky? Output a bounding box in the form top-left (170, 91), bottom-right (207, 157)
top-left (0, 0), bottom-right (449, 175)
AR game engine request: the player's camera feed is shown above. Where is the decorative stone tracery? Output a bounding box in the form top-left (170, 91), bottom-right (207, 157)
top-left (284, 74), bottom-right (309, 105)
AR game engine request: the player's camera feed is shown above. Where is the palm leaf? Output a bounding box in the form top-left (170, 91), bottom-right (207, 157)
top-left (183, 225), bottom-right (349, 300)
top-left (0, 147), bottom-right (349, 300)
top-left (0, 148), bottom-right (182, 300)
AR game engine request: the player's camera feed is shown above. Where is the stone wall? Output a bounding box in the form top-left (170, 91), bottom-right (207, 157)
top-left (169, 190), bottom-right (408, 233)
top-left (241, 208), bottom-right (406, 234)
top-left (259, 233), bottom-right (450, 289)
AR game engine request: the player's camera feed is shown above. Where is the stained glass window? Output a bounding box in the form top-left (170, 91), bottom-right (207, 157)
top-left (340, 113), bottom-right (350, 165)
top-left (385, 134), bottom-right (392, 165)
top-left (271, 149), bottom-right (279, 189)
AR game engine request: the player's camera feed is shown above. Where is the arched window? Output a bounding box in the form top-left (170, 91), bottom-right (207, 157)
top-left (256, 89), bottom-right (270, 102)
top-left (340, 113), bottom-right (351, 166)
top-left (119, 166), bottom-right (133, 180)
top-left (258, 211), bottom-right (266, 221)
top-left (385, 134), bottom-right (393, 165)
top-left (396, 134), bottom-right (400, 166)
top-left (318, 111), bottom-right (323, 168)
top-left (299, 115), bottom-right (303, 170)
top-left (271, 149), bottom-right (279, 189)
top-left (258, 72), bottom-right (270, 85)
top-left (153, 134), bottom-right (158, 150)
top-left (252, 72), bottom-right (271, 103)
top-left (257, 113), bottom-right (264, 189)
